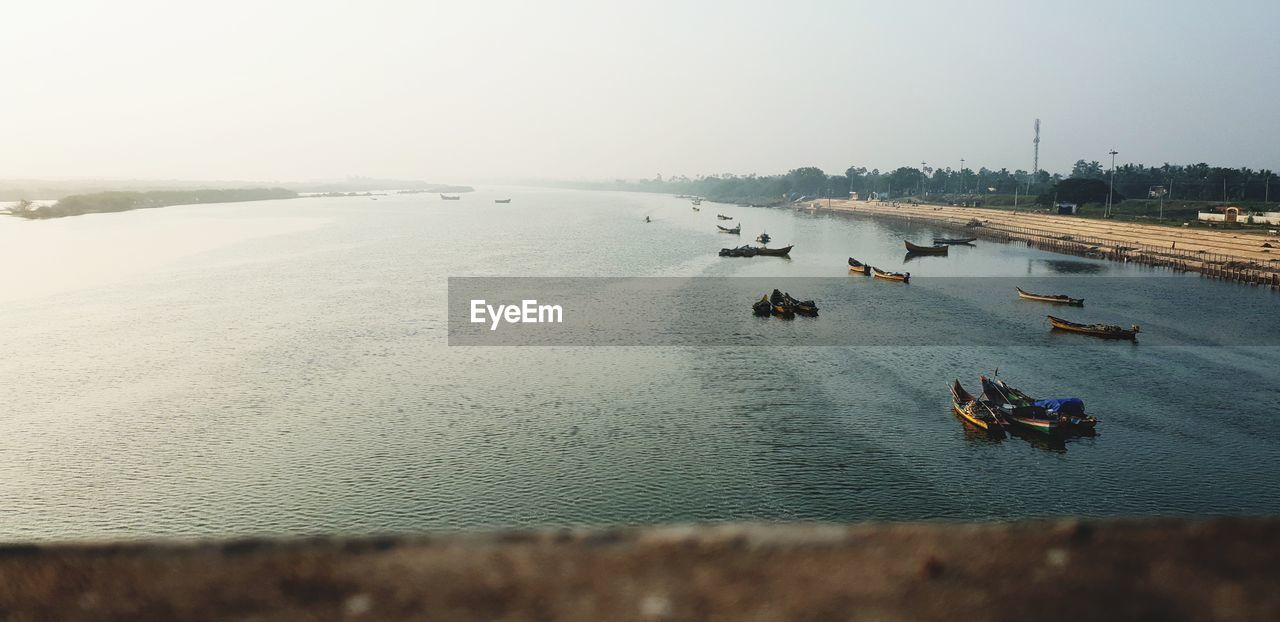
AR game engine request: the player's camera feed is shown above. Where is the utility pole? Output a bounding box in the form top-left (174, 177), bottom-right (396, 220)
top-left (1106, 149), bottom-right (1118, 218)
top-left (960, 158), bottom-right (965, 194)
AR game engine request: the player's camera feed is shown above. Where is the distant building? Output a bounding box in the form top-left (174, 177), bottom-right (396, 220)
top-left (1198, 207), bottom-right (1280, 225)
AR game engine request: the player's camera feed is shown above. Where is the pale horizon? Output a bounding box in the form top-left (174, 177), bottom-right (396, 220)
top-left (4, 0), bottom-right (1278, 183)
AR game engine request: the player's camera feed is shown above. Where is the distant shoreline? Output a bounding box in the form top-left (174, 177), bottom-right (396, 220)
top-left (4, 188), bottom-right (297, 219)
top-left (819, 199), bottom-right (1280, 285)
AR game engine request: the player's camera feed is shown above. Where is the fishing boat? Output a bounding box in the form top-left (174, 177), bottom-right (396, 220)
top-left (847, 258), bottom-right (870, 275)
top-left (950, 380), bottom-right (1007, 433)
top-left (770, 289), bottom-right (817, 317)
top-left (752, 295), bottom-right (772, 316)
top-left (871, 266), bottom-right (909, 283)
top-left (754, 245), bottom-right (793, 257)
top-left (933, 237), bottom-right (977, 245)
top-left (494, 198), bottom-right (512, 204)
top-left (644, 216), bottom-right (652, 223)
top-left (905, 240), bottom-right (949, 255)
top-left (692, 198), bottom-right (702, 206)
top-left (980, 375), bottom-right (1060, 435)
top-left (1016, 287), bottom-right (1084, 306)
top-left (792, 302), bottom-right (818, 316)
top-left (1047, 315), bottom-right (1139, 341)
top-left (717, 214), bottom-right (734, 220)
top-left (440, 194), bottom-right (461, 200)
top-left (717, 224), bottom-right (741, 234)
top-left (756, 232), bottom-right (771, 244)
top-left (719, 245), bottom-right (757, 257)
top-left (990, 376), bottom-right (1097, 431)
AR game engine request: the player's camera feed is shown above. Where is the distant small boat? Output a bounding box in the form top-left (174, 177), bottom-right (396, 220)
top-left (905, 240), bottom-right (948, 255)
top-left (717, 224), bottom-right (741, 234)
top-left (754, 245), bottom-right (793, 257)
top-left (950, 380), bottom-right (1007, 433)
top-left (756, 232), bottom-right (771, 243)
top-left (933, 237), bottom-right (977, 245)
top-left (1048, 315), bottom-right (1139, 341)
top-left (717, 214), bottom-right (733, 220)
top-left (644, 216), bottom-right (652, 223)
top-left (871, 266), bottom-right (909, 283)
top-left (1016, 287), bottom-right (1084, 306)
top-left (440, 194), bottom-right (461, 200)
top-left (494, 198), bottom-right (512, 204)
top-left (848, 258), bottom-right (870, 275)
top-left (692, 199), bottom-right (702, 206)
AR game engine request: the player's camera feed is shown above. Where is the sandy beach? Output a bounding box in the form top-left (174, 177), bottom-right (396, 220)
top-left (817, 199), bottom-right (1280, 284)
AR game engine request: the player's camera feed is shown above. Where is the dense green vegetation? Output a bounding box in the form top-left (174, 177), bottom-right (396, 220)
top-left (1035, 178), bottom-right (1120, 207)
top-left (5, 188), bottom-right (297, 219)
top-left (575, 160), bottom-right (1276, 221)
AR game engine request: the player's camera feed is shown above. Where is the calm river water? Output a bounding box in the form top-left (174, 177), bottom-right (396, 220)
top-left (2, 188), bottom-right (1278, 541)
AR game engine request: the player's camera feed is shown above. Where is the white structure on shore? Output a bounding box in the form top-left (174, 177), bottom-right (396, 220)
top-left (1197, 208), bottom-right (1280, 225)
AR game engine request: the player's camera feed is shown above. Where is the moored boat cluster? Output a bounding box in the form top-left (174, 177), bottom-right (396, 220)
top-left (951, 375), bottom-right (1098, 438)
top-left (752, 289), bottom-right (818, 319)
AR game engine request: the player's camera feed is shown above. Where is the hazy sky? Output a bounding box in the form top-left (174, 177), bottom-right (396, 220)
top-left (3, 0), bottom-right (1277, 182)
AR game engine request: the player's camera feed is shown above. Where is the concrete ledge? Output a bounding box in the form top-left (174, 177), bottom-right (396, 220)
top-left (2, 519), bottom-right (1277, 621)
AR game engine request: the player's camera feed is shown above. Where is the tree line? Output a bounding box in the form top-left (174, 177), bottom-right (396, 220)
top-left (592, 160), bottom-right (1276, 207)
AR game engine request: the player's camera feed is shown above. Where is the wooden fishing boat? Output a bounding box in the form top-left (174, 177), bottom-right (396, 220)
top-left (769, 289), bottom-right (816, 317)
top-left (755, 245), bottom-right (793, 257)
top-left (752, 295), bottom-right (772, 316)
top-left (1016, 287), bottom-right (1083, 306)
top-left (950, 380), bottom-right (1007, 433)
top-left (992, 378), bottom-right (1098, 431)
top-left (933, 237), bottom-right (977, 245)
top-left (440, 194), bottom-right (461, 200)
top-left (871, 266), bottom-right (909, 282)
top-left (691, 199), bottom-right (702, 205)
top-left (847, 257), bottom-right (870, 275)
top-left (905, 240), bottom-right (949, 255)
top-left (720, 245), bottom-right (757, 257)
top-left (1004, 411), bottom-right (1059, 435)
top-left (717, 214), bottom-right (733, 220)
top-left (1047, 315), bottom-right (1139, 341)
top-left (494, 198), bottom-right (512, 204)
top-left (717, 224), bottom-right (741, 234)
top-left (979, 375), bottom-right (1060, 436)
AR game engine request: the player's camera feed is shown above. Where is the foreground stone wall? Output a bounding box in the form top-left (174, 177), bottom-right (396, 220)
top-left (1, 519), bottom-right (1277, 621)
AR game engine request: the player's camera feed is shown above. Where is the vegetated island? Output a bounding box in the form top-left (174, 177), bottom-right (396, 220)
top-left (394, 185), bottom-right (475, 194)
top-left (4, 188), bottom-right (297, 219)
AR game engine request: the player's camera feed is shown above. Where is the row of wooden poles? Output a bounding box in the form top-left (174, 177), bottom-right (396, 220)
top-left (826, 205), bottom-right (1280, 291)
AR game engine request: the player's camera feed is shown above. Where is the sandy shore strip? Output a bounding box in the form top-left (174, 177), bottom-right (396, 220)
top-left (813, 199), bottom-right (1280, 285)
